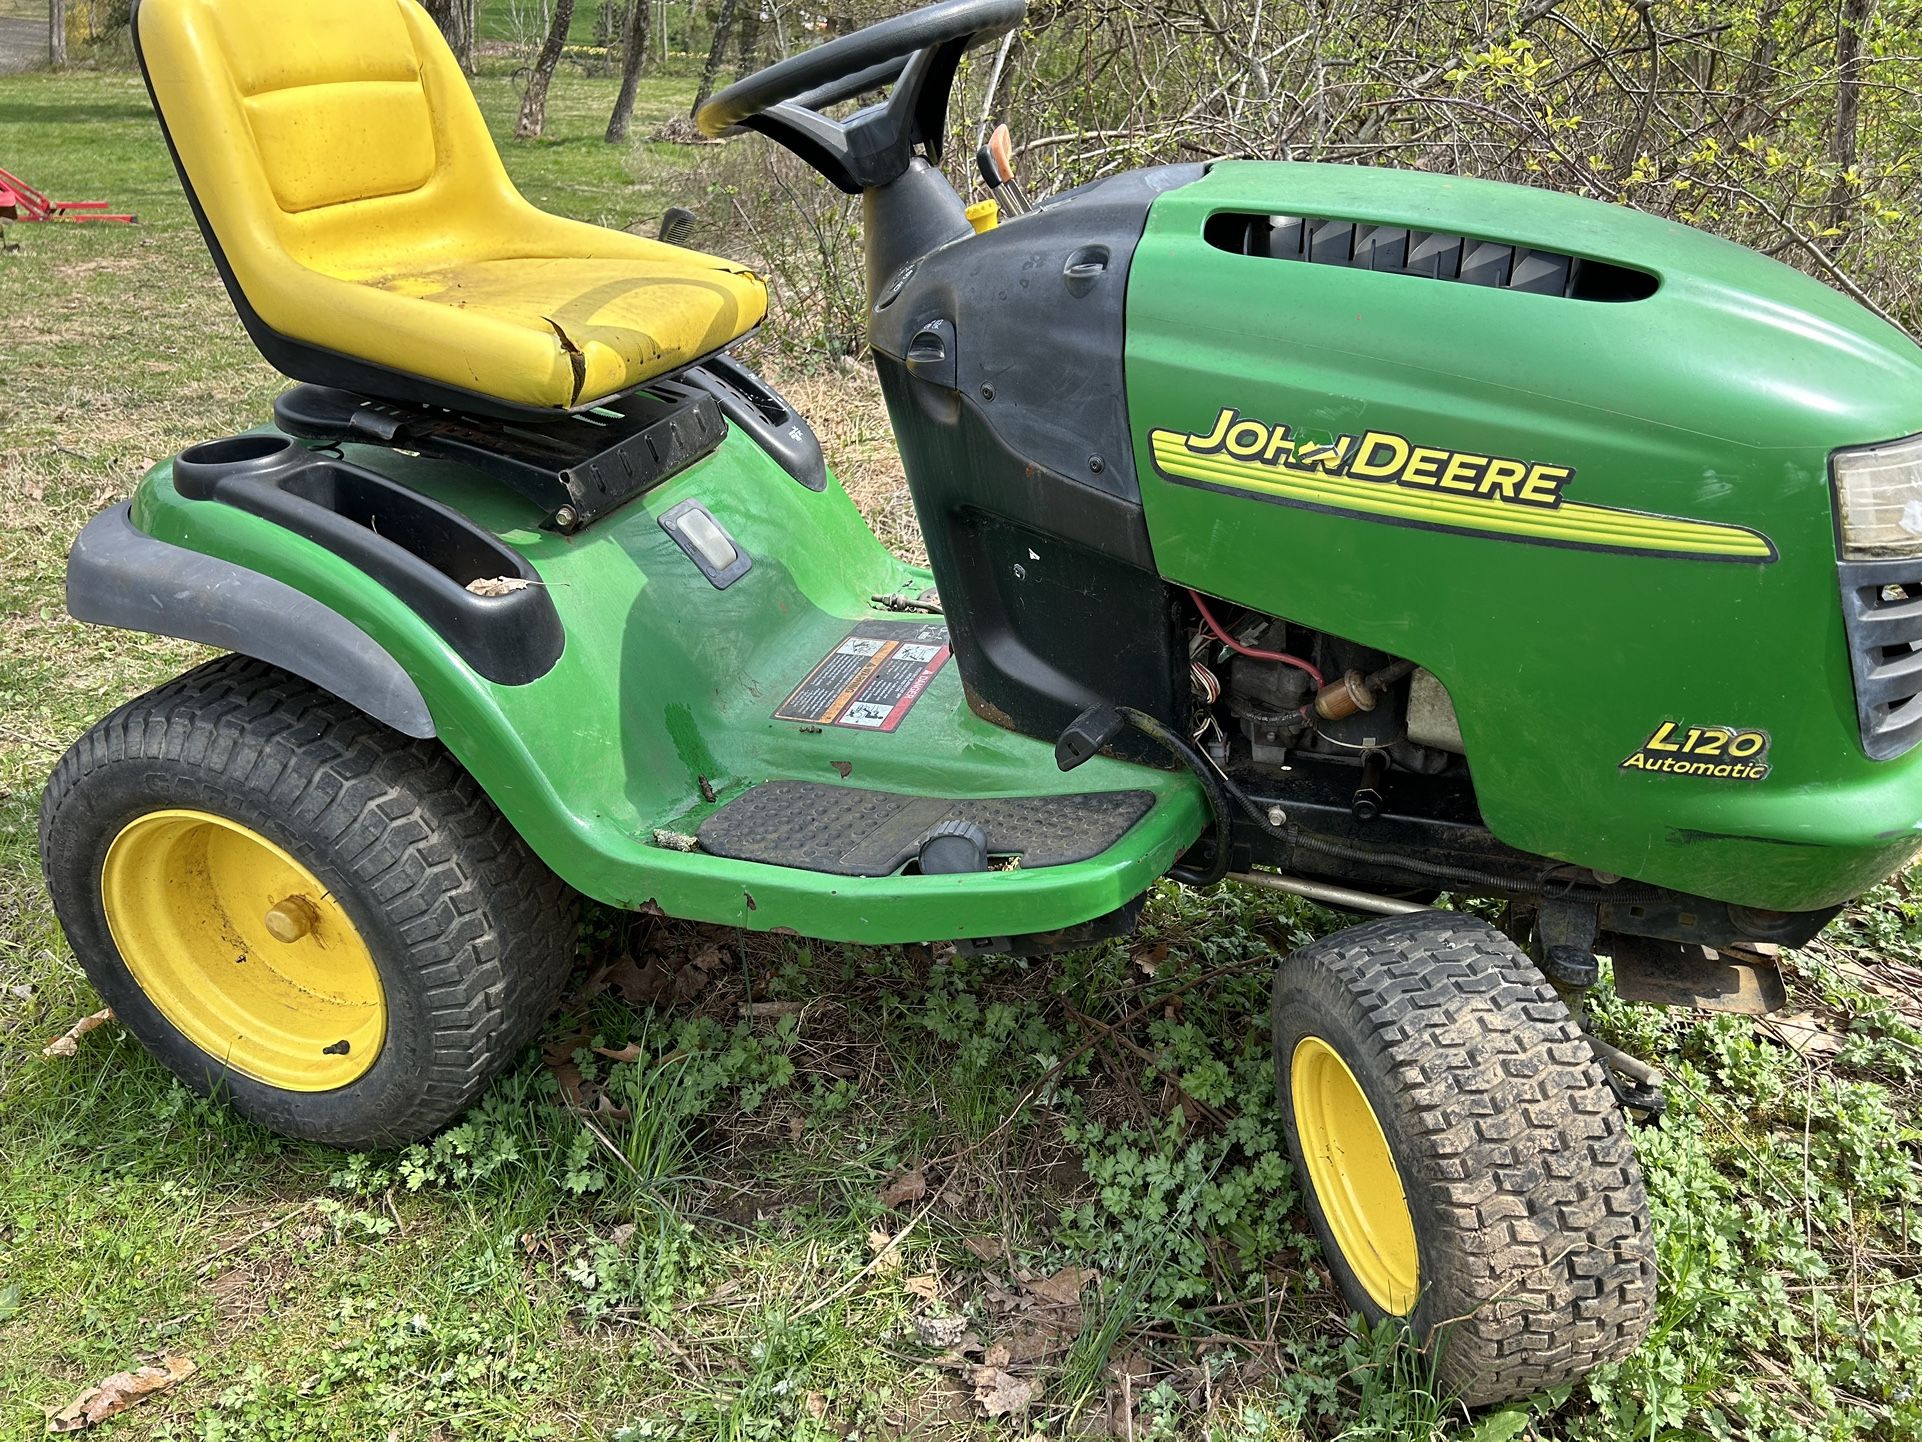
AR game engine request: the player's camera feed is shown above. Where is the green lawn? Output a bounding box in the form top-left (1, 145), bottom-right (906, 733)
top-left (477, 0), bottom-right (616, 47)
top-left (4, 53), bottom-right (1922, 1442)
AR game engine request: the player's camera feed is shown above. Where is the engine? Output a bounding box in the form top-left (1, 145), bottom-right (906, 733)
top-left (1189, 600), bottom-right (1468, 808)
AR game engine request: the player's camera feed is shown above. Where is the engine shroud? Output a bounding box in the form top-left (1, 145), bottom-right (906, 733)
top-left (1127, 161), bottom-right (1922, 912)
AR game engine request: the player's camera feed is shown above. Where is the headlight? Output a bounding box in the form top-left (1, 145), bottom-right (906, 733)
top-left (1834, 433), bottom-right (1922, 560)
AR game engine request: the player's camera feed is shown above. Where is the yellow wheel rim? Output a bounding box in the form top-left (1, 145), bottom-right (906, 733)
top-left (101, 809), bottom-right (385, 1091)
top-left (1291, 1035), bottom-right (1420, 1313)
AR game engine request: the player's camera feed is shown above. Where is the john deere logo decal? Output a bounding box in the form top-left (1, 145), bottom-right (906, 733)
top-left (1149, 409), bottom-right (1776, 563)
top-left (1621, 721), bottom-right (1771, 780)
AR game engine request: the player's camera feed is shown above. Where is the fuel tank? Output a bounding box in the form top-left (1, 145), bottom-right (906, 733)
top-left (1126, 160), bottom-right (1922, 910)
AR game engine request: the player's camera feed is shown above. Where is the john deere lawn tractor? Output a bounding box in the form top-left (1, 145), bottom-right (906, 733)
top-left (38, 0), bottom-right (1922, 1404)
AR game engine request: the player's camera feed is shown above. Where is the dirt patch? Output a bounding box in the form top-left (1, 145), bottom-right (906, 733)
top-left (52, 256), bottom-right (145, 280)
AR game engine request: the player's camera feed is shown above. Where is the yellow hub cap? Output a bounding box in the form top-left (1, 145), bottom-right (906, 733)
top-left (101, 810), bottom-right (385, 1091)
top-left (1291, 1036), bottom-right (1420, 1313)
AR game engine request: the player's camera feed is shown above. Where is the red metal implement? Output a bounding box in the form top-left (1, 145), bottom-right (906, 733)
top-left (0, 164), bottom-right (137, 223)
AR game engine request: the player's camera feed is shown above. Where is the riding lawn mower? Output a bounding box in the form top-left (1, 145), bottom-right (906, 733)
top-left (37, 0), bottom-right (1922, 1405)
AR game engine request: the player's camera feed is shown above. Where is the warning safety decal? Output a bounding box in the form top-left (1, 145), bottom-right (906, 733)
top-left (775, 621), bottom-right (952, 732)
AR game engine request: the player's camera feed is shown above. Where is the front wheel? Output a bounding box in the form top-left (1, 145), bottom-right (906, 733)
top-left (1272, 911), bottom-right (1655, 1405)
top-left (40, 656), bottom-right (578, 1147)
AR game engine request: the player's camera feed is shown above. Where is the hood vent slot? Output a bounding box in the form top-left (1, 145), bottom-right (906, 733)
top-left (1205, 213), bottom-right (1657, 302)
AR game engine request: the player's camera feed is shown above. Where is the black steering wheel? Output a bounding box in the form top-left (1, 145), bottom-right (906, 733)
top-left (696, 0), bottom-right (1026, 195)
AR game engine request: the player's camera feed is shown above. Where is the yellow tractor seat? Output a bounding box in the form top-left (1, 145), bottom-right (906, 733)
top-left (132, 0), bottom-right (768, 414)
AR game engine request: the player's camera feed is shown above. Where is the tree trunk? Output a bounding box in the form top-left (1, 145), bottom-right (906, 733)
top-left (1726, 0), bottom-right (1786, 139)
top-left (1825, 0), bottom-right (1878, 239)
top-left (515, 0), bottom-right (576, 140)
top-left (605, 0), bottom-right (651, 142)
top-left (734, 3), bottom-right (761, 78)
top-left (49, 0), bottom-right (67, 67)
top-left (423, 0), bottom-right (476, 72)
top-left (689, 0), bottom-right (739, 118)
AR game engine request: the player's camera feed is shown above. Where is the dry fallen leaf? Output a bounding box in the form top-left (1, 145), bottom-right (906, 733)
top-left (42, 1009), bottom-right (114, 1059)
top-left (46, 1356), bottom-right (196, 1432)
top-left (1767, 1011), bottom-right (1846, 1059)
top-left (593, 1042), bottom-right (643, 1064)
top-left (1001, 1314), bottom-right (1077, 1364)
top-left (877, 1167), bottom-right (928, 1209)
top-left (598, 954), bottom-right (674, 1007)
top-left (540, 1037), bottom-right (586, 1107)
top-left (903, 1272), bottom-right (939, 1301)
top-left (1024, 1265), bottom-right (1097, 1306)
top-left (969, 1364), bottom-right (1035, 1418)
top-left (961, 1235), bottom-right (1007, 1263)
top-left (465, 576), bottom-right (531, 597)
top-left (742, 1000), bottom-right (804, 1018)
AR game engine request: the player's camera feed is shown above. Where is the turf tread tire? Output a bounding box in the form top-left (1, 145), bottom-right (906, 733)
top-left (40, 655), bottom-right (577, 1147)
top-left (1272, 910), bottom-right (1655, 1405)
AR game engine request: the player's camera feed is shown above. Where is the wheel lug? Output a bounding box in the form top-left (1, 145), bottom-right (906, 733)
top-left (264, 895), bottom-right (319, 943)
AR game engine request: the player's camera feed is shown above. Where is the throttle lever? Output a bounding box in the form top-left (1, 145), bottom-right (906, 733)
top-left (977, 122), bottom-right (1031, 214)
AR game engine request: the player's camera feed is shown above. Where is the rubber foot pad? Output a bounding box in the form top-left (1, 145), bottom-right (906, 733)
top-left (696, 781), bottom-right (1155, 878)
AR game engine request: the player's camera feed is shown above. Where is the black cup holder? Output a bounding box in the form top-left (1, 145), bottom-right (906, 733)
top-left (166, 434), bottom-right (563, 685)
top-left (173, 434), bottom-right (304, 499)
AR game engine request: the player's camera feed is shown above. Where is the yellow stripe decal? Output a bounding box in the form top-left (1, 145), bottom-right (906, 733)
top-left (1148, 421), bottom-right (1775, 563)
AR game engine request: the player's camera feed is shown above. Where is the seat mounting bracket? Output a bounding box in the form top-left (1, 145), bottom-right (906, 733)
top-left (272, 381), bottom-right (727, 533)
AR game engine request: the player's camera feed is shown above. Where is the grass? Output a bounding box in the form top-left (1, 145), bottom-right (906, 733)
top-left (4, 47), bottom-right (1922, 1442)
top-left (477, 0), bottom-right (615, 48)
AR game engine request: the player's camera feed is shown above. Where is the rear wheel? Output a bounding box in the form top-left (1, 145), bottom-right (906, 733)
top-left (1272, 911), bottom-right (1655, 1405)
top-left (40, 656), bottom-right (578, 1147)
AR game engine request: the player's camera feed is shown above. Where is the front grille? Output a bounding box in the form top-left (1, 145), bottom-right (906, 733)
top-left (1839, 558), bottom-right (1922, 759)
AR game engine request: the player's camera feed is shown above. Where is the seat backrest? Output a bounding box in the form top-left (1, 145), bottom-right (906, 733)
top-left (134, 0), bottom-right (522, 291)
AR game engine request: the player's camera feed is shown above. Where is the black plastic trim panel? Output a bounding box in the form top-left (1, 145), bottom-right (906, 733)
top-left (67, 502), bottom-right (436, 738)
top-left (1839, 556), bottom-right (1922, 759)
top-left (870, 164), bottom-right (1206, 505)
top-left (682, 353), bottom-right (827, 491)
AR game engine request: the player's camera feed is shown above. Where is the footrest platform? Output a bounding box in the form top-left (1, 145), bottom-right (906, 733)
top-left (696, 781), bottom-right (1156, 878)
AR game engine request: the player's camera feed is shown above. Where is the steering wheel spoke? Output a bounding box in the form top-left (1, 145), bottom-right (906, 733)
top-left (790, 57), bottom-right (911, 117)
top-left (696, 0), bottom-right (1025, 193)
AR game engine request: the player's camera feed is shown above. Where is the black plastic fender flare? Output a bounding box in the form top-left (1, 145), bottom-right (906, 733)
top-left (66, 503), bottom-right (436, 740)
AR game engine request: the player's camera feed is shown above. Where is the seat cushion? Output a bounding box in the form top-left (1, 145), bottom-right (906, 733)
top-left (136, 0), bottom-right (768, 411)
top-left (360, 252), bottom-right (765, 408)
